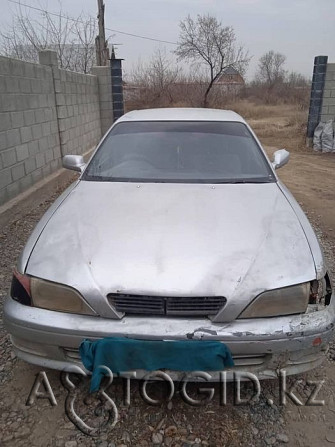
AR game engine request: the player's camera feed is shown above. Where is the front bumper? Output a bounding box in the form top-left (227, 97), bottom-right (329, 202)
top-left (4, 296), bottom-right (335, 379)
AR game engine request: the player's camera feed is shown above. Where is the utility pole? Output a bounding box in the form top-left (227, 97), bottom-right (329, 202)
top-left (95, 0), bottom-right (109, 66)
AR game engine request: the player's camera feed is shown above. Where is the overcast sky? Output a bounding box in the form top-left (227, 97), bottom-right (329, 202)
top-left (0, 0), bottom-right (334, 80)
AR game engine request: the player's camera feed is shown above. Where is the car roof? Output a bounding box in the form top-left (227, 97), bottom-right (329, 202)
top-left (118, 108), bottom-right (246, 123)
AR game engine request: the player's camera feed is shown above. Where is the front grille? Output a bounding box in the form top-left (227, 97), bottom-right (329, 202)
top-left (109, 294), bottom-right (165, 315)
top-left (166, 296), bottom-right (226, 315)
top-left (108, 293), bottom-right (226, 317)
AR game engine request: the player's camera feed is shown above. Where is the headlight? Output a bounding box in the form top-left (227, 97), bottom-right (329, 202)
top-left (10, 269), bottom-right (96, 315)
top-left (11, 270), bottom-right (95, 315)
top-left (238, 283), bottom-right (309, 318)
top-left (31, 278), bottom-right (95, 315)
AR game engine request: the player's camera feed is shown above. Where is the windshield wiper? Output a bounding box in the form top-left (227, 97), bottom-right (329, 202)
top-left (214, 177), bottom-right (273, 184)
top-left (231, 179), bottom-right (271, 184)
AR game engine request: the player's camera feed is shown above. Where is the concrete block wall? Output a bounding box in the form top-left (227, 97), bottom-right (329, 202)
top-left (320, 63), bottom-right (335, 122)
top-left (54, 68), bottom-right (101, 156)
top-left (0, 51), bottom-right (116, 206)
top-left (91, 66), bottom-right (114, 136)
top-left (0, 56), bottom-right (60, 205)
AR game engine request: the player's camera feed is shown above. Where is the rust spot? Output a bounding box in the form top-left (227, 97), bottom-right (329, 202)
top-left (312, 337), bottom-right (322, 346)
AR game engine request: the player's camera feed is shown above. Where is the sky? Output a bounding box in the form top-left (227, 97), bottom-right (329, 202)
top-left (0, 0), bottom-right (334, 81)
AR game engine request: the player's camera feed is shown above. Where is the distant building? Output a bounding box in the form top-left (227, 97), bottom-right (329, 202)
top-left (214, 67), bottom-right (245, 95)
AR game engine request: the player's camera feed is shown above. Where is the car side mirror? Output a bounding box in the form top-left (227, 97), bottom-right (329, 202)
top-left (62, 155), bottom-right (86, 173)
top-left (272, 149), bottom-right (290, 170)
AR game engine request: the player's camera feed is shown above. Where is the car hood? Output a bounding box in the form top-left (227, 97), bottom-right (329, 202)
top-left (26, 181), bottom-right (316, 321)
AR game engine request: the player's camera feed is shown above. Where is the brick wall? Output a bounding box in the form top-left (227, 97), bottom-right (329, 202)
top-left (0, 51), bottom-right (117, 206)
top-left (320, 63), bottom-right (335, 122)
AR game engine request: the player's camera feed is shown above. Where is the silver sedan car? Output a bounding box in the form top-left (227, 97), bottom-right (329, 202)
top-left (4, 108), bottom-right (334, 379)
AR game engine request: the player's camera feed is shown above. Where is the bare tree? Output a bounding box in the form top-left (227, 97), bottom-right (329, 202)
top-left (128, 48), bottom-right (181, 106)
top-left (149, 49), bottom-right (181, 103)
top-left (175, 14), bottom-right (249, 107)
top-left (0, 4), bottom-right (97, 73)
top-left (256, 50), bottom-right (286, 91)
top-left (72, 17), bottom-right (97, 73)
top-left (286, 71), bottom-right (309, 88)
top-left (249, 61), bottom-right (310, 107)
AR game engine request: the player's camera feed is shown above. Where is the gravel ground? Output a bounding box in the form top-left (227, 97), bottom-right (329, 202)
top-left (0, 178), bottom-right (334, 447)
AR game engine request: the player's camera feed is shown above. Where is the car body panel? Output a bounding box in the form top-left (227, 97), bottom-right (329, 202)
top-left (17, 181), bottom-right (79, 274)
top-left (277, 180), bottom-right (326, 278)
top-left (4, 295), bottom-right (334, 378)
top-left (25, 181), bottom-right (315, 322)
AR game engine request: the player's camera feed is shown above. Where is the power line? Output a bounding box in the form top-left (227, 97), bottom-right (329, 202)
top-left (7, 0), bottom-right (178, 45)
top-left (109, 28), bottom-right (176, 45)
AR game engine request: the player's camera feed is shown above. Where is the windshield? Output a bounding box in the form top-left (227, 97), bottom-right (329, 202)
top-left (83, 121), bottom-right (274, 183)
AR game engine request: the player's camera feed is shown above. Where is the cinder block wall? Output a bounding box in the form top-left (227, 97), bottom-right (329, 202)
top-left (54, 69), bottom-right (101, 156)
top-left (320, 63), bottom-right (335, 122)
top-left (91, 66), bottom-right (114, 135)
top-left (0, 51), bottom-right (117, 206)
top-left (0, 56), bottom-right (60, 205)
top-left (306, 57), bottom-right (335, 145)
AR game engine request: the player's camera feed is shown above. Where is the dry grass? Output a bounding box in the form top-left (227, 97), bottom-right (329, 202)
top-left (222, 100), bottom-right (308, 153)
top-left (224, 99), bottom-right (303, 121)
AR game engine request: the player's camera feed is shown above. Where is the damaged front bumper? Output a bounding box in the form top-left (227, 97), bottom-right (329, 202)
top-left (4, 295), bottom-right (335, 379)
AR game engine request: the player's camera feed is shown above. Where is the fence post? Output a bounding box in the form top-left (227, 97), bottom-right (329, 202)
top-left (110, 54), bottom-right (124, 122)
top-left (306, 55), bottom-right (328, 147)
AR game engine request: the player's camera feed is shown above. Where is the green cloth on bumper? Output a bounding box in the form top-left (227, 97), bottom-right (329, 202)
top-left (80, 337), bottom-right (234, 392)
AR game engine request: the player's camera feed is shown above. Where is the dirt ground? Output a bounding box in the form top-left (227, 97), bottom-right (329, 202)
top-left (0, 103), bottom-right (334, 447)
